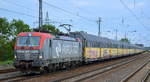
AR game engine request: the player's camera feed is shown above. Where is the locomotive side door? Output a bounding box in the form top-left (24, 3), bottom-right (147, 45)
top-left (51, 39), bottom-right (62, 63)
top-left (49, 39), bottom-right (52, 59)
top-left (42, 38), bottom-right (51, 60)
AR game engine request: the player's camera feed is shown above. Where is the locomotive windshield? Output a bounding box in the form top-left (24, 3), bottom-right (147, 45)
top-left (17, 36), bottom-right (40, 47)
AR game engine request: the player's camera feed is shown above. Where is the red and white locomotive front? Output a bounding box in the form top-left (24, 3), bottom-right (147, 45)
top-left (14, 32), bottom-right (54, 72)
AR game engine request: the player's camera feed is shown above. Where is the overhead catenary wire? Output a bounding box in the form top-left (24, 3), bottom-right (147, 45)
top-left (0, 7), bottom-right (37, 18)
top-left (119, 0), bottom-right (150, 45)
top-left (42, 1), bottom-right (97, 32)
top-left (2, 0), bottom-right (64, 25)
top-left (0, 0), bottom-right (85, 30)
top-left (2, 0), bottom-right (36, 12)
top-left (2, 0), bottom-right (91, 30)
top-left (43, 1), bottom-right (95, 23)
top-left (119, 0), bottom-right (149, 31)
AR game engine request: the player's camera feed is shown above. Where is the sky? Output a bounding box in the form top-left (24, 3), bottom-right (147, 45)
top-left (0, 0), bottom-right (150, 46)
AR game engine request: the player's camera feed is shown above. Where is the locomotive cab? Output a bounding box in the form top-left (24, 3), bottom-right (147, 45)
top-left (14, 32), bottom-right (54, 73)
top-left (15, 36), bottom-right (41, 59)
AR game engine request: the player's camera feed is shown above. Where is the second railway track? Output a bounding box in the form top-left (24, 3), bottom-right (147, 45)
top-left (141, 69), bottom-right (150, 82)
top-left (120, 59), bottom-right (150, 82)
top-left (52, 53), bottom-right (148, 82)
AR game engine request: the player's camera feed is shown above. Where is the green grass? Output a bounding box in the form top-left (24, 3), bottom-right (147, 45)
top-left (0, 60), bottom-right (13, 65)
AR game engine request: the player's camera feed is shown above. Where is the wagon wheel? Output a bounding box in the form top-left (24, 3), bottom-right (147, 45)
top-left (48, 64), bottom-right (56, 73)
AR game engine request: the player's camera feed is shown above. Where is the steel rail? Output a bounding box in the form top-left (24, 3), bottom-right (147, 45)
top-left (0, 68), bottom-right (17, 74)
top-left (141, 69), bottom-right (150, 82)
top-left (120, 59), bottom-right (150, 82)
top-left (53, 55), bottom-right (145, 82)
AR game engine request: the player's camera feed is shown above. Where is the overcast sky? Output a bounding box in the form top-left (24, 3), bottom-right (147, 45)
top-left (0, 0), bottom-right (150, 46)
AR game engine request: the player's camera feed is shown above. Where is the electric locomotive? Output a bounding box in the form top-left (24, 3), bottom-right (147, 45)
top-left (14, 32), bottom-right (82, 73)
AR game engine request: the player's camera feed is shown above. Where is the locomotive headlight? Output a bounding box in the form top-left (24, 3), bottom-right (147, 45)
top-left (39, 51), bottom-right (43, 59)
top-left (39, 55), bottom-right (43, 59)
top-left (14, 55), bottom-right (17, 59)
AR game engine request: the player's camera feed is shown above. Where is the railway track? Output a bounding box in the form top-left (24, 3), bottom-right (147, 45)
top-left (0, 55), bottom-right (137, 82)
top-left (120, 59), bottom-right (150, 82)
top-left (0, 53), bottom-right (147, 82)
top-left (0, 68), bottom-right (22, 81)
top-left (0, 68), bottom-right (17, 74)
top-left (52, 54), bottom-right (145, 82)
top-left (0, 74), bottom-right (41, 82)
top-left (141, 70), bottom-right (150, 82)
top-left (0, 71), bottom-right (24, 81)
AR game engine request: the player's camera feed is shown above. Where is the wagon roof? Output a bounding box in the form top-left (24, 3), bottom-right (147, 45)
top-left (70, 31), bottom-right (143, 49)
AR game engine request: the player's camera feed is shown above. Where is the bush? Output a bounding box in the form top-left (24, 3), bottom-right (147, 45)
top-left (0, 40), bottom-right (14, 61)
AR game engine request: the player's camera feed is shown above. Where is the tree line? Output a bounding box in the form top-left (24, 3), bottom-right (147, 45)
top-left (0, 17), bottom-right (60, 61)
